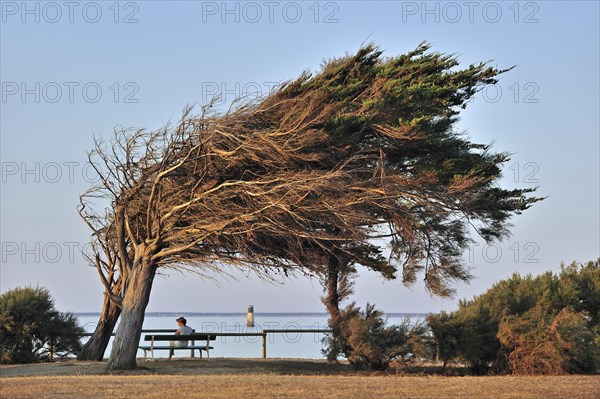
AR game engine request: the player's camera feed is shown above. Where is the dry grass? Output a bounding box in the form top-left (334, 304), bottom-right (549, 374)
top-left (1, 358), bottom-right (599, 399)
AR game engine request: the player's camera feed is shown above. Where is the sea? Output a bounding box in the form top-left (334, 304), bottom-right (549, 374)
top-left (75, 312), bottom-right (426, 359)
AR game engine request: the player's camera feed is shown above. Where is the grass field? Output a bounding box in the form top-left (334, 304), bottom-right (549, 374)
top-left (1, 358), bottom-right (599, 399)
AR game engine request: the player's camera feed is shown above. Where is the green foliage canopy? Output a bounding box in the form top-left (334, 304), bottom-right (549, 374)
top-left (242, 42), bottom-right (543, 294)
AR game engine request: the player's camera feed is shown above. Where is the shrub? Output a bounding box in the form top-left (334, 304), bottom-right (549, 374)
top-left (426, 311), bottom-right (461, 368)
top-left (497, 306), bottom-right (565, 374)
top-left (0, 286), bottom-right (84, 364)
top-left (550, 308), bottom-right (600, 373)
top-left (427, 259), bottom-right (600, 375)
top-left (322, 302), bottom-right (360, 363)
top-left (323, 303), bottom-right (428, 371)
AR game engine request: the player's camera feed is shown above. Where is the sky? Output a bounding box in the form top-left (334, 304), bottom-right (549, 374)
top-left (1, 1), bottom-right (599, 315)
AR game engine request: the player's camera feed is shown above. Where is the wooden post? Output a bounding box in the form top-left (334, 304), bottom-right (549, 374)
top-left (262, 333), bottom-right (266, 359)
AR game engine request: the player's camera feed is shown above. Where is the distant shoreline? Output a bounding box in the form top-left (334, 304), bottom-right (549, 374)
top-left (75, 312), bottom-right (428, 318)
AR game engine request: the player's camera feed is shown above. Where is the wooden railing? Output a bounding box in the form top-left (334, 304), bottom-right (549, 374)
top-left (81, 329), bottom-right (332, 359)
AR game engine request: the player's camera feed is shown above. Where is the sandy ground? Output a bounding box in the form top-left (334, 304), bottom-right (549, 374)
top-left (0, 357), bottom-right (351, 377)
top-left (1, 358), bottom-right (599, 399)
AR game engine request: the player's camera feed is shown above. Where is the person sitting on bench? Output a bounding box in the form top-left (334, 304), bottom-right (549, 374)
top-left (168, 316), bottom-right (194, 360)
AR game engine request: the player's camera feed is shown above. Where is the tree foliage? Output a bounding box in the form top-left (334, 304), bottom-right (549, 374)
top-left (279, 42), bottom-right (541, 296)
top-left (0, 286), bottom-right (84, 364)
top-left (427, 259), bottom-right (600, 374)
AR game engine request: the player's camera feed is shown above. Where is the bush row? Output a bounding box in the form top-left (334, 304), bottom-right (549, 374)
top-left (324, 260), bottom-right (600, 374)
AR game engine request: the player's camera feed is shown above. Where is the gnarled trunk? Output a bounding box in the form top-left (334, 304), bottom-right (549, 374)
top-left (77, 294), bottom-right (121, 361)
top-left (105, 255), bottom-right (157, 371)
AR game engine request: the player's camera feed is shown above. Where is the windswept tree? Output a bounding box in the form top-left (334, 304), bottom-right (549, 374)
top-left (80, 43), bottom-right (541, 369)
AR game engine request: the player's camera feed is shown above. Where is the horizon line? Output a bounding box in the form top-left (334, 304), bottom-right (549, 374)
top-left (74, 311), bottom-right (429, 316)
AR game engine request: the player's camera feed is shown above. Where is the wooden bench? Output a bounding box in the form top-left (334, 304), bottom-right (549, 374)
top-left (139, 334), bottom-right (216, 361)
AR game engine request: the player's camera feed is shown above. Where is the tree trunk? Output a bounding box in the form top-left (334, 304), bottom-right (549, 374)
top-left (323, 253), bottom-right (357, 361)
top-left (105, 255), bottom-right (157, 371)
top-left (77, 294), bottom-right (121, 361)
top-left (325, 254), bottom-right (342, 326)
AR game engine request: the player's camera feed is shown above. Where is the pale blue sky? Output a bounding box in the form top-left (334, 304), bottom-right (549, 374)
top-left (1, 1), bottom-right (599, 314)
